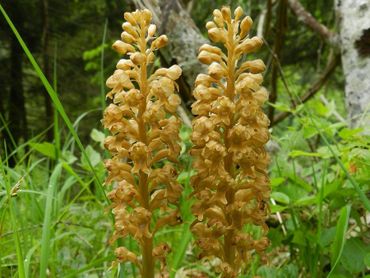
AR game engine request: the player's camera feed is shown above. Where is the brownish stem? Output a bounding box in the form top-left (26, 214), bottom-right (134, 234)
top-left (223, 20), bottom-right (237, 271)
top-left (137, 29), bottom-right (154, 278)
top-left (267, 0), bottom-right (287, 122)
top-left (288, 0), bottom-right (335, 44)
top-left (139, 172), bottom-right (154, 278)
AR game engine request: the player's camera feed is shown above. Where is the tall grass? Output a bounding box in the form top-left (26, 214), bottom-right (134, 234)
top-left (1, 157), bottom-right (26, 278)
top-left (0, 4), bottom-right (105, 196)
top-left (0, 4), bottom-right (111, 276)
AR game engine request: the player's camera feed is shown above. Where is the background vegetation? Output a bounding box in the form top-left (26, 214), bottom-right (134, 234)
top-left (0, 0), bottom-right (369, 277)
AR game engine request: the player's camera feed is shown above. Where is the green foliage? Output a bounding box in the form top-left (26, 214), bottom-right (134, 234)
top-left (265, 89), bottom-right (370, 277)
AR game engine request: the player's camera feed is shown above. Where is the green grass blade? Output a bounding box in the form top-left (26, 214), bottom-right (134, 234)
top-left (52, 41), bottom-right (60, 161)
top-left (25, 245), bottom-right (39, 277)
top-left (0, 113), bottom-right (17, 149)
top-left (39, 163), bottom-right (62, 278)
top-left (308, 117), bottom-right (370, 211)
top-left (170, 222), bottom-right (192, 277)
top-left (0, 4), bottom-right (107, 202)
top-left (170, 167), bottom-right (194, 277)
top-left (0, 157), bottom-right (26, 278)
top-left (328, 205), bottom-right (351, 277)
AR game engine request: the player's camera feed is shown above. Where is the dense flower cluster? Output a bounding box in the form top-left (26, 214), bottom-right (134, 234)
top-left (103, 9), bottom-right (183, 278)
top-left (190, 6), bottom-right (271, 277)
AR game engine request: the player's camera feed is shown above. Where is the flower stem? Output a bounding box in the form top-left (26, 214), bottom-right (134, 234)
top-left (223, 20), bottom-right (237, 271)
top-left (137, 26), bottom-right (154, 278)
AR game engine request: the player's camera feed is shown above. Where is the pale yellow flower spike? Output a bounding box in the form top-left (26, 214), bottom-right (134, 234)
top-left (103, 9), bottom-right (183, 278)
top-left (190, 6), bottom-right (270, 277)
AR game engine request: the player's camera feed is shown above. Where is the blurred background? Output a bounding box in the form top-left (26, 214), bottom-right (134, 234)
top-left (0, 0), bottom-right (349, 151)
top-left (1, 0), bottom-right (369, 277)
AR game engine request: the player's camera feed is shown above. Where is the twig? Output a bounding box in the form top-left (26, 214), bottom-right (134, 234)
top-left (272, 54), bottom-right (340, 125)
top-left (268, 0), bottom-right (288, 122)
top-left (288, 0), bottom-right (338, 46)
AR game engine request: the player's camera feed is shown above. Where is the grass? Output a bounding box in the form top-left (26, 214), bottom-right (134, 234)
top-left (1, 157), bottom-right (26, 278)
top-left (0, 4), bottom-right (106, 198)
top-left (0, 4), bottom-right (111, 276)
top-left (39, 164), bottom-right (62, 277)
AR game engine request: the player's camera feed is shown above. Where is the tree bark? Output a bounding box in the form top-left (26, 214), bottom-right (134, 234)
top-left (337, 0), bottom-right (370, 129)
top-left (132, 0), bottom-right (207, 106)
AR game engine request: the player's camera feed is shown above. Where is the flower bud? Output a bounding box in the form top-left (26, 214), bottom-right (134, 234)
top-left (236, 36), bottom-right (263, 54)
top-left (194, 73), bottom-right (213, 87)
top-left (197, 51), bottom-right (210, 64)
top-left (240, 59), bottom-right (266, 73)
top-left (234, 6), bottom-right (244, 20)
top-left (240, 16), bottom-right (253, 38)
top-left (142, 9), bottom-right (152, 23)
top-left (121, 31), bottom-right (135, 43)
top-left (208, 62), bottom-right (225, 80)
top-left (208, 28), bottom-right (225, 43)
top-left (206, 21), bottom-right (217, 30)
top-left (199, 44), bottom-right (222, 55)
top-left (221, 6), bottom-right (231, 22)
top-left (122, 22), bottom-right (138, 38)
top-left (124, 12), bottom-right (137, 25)
top-left (198, 51), bottom-right (218, 65)
top-left (116, 59), bottom-right (134, 70)
top-left (152, 35), bottom-right (168, 49)
top-left (148, 24), bottom-right (156, 37)
top-left (167, 65), bottom-right (182, 80)
top-left (130, 52), bottom-right (146, 65)
top-left (147, 52), bottom-right (155, 64)
top-left (213, 9), bottom-right (222, 18)
top-left (213, 9), bottom-right (224, 27)
top-left (112, 40), bottom-right (135, 55)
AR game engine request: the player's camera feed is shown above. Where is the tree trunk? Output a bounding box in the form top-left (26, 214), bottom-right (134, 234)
top-left (42, 0), bottom-right (54, 141)
top-left (132, 0), bottom-right (207, 106)
top-left (8, 22), bottom-right (28, 165)
top-left (337, 0), bottom-right (370, 129)
top-left (268, 0), bottom-right (287, 122)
